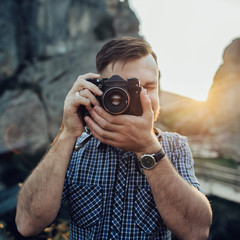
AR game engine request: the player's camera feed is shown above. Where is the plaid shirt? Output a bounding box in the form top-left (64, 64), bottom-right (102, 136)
top-left (62, 130), bottom-right (201, 240)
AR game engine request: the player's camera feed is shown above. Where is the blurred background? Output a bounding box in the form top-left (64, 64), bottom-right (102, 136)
top-left (0, 0), bottom-right (239, 239)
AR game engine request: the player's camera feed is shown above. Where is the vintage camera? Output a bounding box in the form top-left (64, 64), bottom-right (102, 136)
top-left (79, 75), bottom-right (142, 121)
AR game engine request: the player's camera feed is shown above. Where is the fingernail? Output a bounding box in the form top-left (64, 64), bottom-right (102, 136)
top-left (143, 88), bottom-right (147, 95)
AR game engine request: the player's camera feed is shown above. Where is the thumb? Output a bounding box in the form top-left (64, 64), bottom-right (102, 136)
top-left (140, 89), bottom-right (153, 118)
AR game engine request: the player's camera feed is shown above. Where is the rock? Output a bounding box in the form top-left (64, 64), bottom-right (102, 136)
top-left (0, 0), bottom-right (140, 158)
top-left (0, 0), bottom-right (19, 82)
top-left (0, 0), bottom-right (142, 224)
top-left (113, 1), bottom-right (140, 36)
top-left (41, 45), bottom-right (99, 138)
top-left (0, 89), bottom-right (49, 155)
top-left (206, 38), bottom-right (240, 161)
top-left (159, 38), bottom-right (240, 162)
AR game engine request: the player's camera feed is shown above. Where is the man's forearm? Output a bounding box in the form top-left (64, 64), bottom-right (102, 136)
top-left (15, 131), bottom-right (77, 237)
top-left (144, 157), bottom-right (212, 240)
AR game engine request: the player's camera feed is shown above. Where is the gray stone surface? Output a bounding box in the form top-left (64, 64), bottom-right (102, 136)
top-left (0, 0), bottom-right (139, 156)
top-left (0, 89), bottom-right (49, 155)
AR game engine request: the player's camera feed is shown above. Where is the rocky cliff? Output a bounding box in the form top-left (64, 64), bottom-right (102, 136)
top-left (0, 0), bottom-right (139, 158)
top-left (159, 38), bottom-right (240, 162)
top-left (206, 38), bottom-right (240, 162)
top-left (0, 0), bottom-right (140, 187)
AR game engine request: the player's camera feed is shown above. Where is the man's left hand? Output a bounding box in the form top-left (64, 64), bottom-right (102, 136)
top-left (84, 89), bottom-right (160, 154)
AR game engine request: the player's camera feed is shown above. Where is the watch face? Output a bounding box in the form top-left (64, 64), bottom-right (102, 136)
top-left (141, 155), bottom-right (156, 169)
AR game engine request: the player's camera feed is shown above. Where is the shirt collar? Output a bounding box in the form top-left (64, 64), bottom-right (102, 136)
top-left (97, 139), bottom-right (105, 149)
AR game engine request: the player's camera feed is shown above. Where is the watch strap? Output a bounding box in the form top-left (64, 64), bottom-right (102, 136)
top-left (153, 148), bottom-right (165, 163)
top-left (140, 147), bottom-right (165, 170)
top-left (138, 128), bottom-right (165, 171)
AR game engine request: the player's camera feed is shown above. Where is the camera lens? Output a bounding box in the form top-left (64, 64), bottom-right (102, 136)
top-left (102, 87), bottom-right (130, 114)
top-left (111, 94), bottom-right (122, 106)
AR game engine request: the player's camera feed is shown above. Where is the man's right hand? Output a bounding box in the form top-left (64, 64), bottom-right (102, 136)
top-left (15, 73), bottom-right (103, 236)
top-left (62, 73), bottom-right (103, 139)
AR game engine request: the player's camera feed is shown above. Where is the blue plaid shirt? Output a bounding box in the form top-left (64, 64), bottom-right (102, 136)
top-left (62, 130), bottom-right (201, 239)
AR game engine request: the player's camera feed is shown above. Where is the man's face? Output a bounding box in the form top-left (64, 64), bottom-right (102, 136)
top-left (100, 54), bottom-right (160, 121)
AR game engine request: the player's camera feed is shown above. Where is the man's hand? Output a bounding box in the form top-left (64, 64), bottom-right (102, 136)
top-left (84, 88), bottom-right (160, 154)
top-left (62, 73), bottom-right (103, 139)
top-left (15, 73), bottom-right (103, 237)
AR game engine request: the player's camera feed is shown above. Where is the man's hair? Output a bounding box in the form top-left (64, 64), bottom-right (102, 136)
top-left (96, 37), bottom-right (159, 76)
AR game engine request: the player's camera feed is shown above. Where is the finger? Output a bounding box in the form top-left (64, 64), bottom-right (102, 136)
top-left (69, 94), bottom-right (91, 109)
top-left (78, 89), bottom-right (101, 107)
top-left (71, 95), bottom-right (96, 113)
top-left (93, 106), bottom-right (126, 125)
top-left (71, 73), bottom-right (102, 96)
top-left (93, 105), bottom-right (141, 129)
top-left (87, 127), bottom-right (116, 147)
top-left (140, 89), bottom-right (153, 118)
top-left (84, 115), bottom-right (116, 140)
top-left (89, 107), bottom-right (121, 131)
top-left (68, 86), bottom-right (101, 115)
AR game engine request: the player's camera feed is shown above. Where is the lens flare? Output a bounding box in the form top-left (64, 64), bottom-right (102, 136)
top-left (4, 124), bottom-right (21, 154)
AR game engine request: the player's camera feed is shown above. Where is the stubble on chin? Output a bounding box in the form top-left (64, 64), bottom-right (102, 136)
top-left (153, 106), bottom-right (160, 122)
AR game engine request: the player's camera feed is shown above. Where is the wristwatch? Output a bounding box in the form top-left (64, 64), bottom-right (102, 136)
top-left (140, 148), bottom-right (165, 170)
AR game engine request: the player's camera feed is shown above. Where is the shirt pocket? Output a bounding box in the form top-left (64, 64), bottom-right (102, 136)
top-left (68, 183), bottom-right (102, 228)
top-left (134, 187), bottom-right (164, 236)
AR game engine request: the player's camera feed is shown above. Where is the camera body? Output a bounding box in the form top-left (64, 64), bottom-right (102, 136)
top-left (79, 75), bottom-right (142, 121)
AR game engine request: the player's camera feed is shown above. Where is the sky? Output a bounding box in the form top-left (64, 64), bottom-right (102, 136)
top-left (129, 0), bottom-right (240, 101)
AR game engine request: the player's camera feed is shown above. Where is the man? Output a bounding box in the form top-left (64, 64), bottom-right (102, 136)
top-left (16, 37), bottom-right (212, 239)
